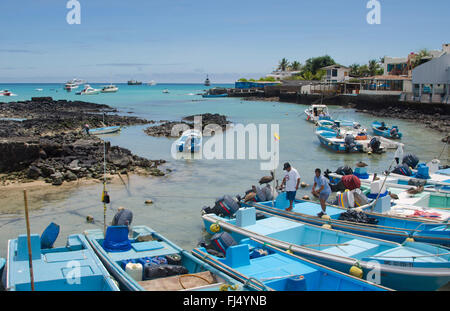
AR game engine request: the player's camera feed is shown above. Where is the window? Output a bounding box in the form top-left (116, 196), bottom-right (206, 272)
top-left (332, 69), bottom-right (338, 77)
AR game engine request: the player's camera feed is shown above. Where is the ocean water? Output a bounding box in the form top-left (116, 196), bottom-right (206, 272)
top-left (0, 83), bottom-right (448, 258)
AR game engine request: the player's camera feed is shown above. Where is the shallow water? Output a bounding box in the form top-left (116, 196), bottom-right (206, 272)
top-left (0, 83), bottom-right (448, 259)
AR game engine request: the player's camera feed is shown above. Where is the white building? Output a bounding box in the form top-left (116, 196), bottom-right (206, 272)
top-left (412, 52), bottom-right (450, 104)
top-left (321, 65), bottom-right (350, 83)
top-left (265, 70), bottom-right (302, 80)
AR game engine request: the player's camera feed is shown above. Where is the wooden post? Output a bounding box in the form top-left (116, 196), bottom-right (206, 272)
top-left (23, 190), bottom-right (35, 291)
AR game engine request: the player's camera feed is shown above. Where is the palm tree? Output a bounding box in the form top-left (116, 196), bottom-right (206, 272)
top-left (349, 64), bottom-right (361, 77)
top-left (368, 59), bottom-right (381, 76)
top-left (278, 58), bottom-right (289, 72)
top-left (289, 61), bottom-right (301, 71)
top-left (411, 49), bottom-right (431, 68)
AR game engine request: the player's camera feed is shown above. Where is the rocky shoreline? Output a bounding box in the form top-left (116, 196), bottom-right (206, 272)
top-left (144, 113), bottom-right (231, 137)
top-left (0, 97), bottom-right (166, 186)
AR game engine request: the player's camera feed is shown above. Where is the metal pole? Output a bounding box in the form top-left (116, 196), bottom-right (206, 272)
top-left (23, 190), bottom-right (35, 291)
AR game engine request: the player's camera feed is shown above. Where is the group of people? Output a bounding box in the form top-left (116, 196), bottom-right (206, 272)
top-left (280, 162), bottom-right (331, 217)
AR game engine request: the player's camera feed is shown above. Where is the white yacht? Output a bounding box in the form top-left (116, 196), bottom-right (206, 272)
top-left (147, 80), bottom-right (157, 86)
top-left (101, 84), bottom-right (119, 93)
top-left (76, 84), bottom-right (101, 95)
top-left (162, 89), bottom-right (169, 93)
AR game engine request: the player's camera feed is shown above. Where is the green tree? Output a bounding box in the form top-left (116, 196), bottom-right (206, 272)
top-left (303, 55), bottom-right (336, 74)
top-left (411, 49), bottom-right (431, 68)
top-left (289, 61), bottom-right (302, 71)
top-left (349, 64), bottom-right (361, 77)
top-left (238, 78), bottom-right (248, 82)
top-left (278, 58), bottom-right (290, 71)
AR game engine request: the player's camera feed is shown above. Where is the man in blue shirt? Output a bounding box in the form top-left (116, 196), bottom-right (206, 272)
top-left (312, 168), bottom-right (331, 218)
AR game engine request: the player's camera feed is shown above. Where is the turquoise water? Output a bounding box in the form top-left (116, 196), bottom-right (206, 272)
top-left (0, 83), bottom-right (447, 257)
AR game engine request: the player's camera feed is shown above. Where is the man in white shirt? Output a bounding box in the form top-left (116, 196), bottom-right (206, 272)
top-left (280, 162), bottom-right (301, 212)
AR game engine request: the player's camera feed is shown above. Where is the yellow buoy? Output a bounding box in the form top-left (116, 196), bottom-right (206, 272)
top-left (405, 237), bottom-right (415, 243)
top-left (287, 249), bottom-right (294, 254)
top-left (368, 151), bottom-right (372, 155)
top-left (321, 214), bottom-right (331, 220)
top-left (322, 224), bottom-right (332, 229)
top-left (210, 223), bottom-right (221, 233)
top-left (349, 265), bottom-right (363, 278)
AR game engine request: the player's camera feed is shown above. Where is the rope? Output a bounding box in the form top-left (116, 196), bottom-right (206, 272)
top-left (368, 252), bottom-right (450, 259)
top-left (178, 274), bottom-right (212, 289)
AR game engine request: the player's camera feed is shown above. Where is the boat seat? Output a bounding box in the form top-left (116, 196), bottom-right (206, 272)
top-left (138, 271), bottom-right (218, 291)
top-left (323, 239), bottom-right (379, 257)
top-left (103, 226), bottom-right (132, 253)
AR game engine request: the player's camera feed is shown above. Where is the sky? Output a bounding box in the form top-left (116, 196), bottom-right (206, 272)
top-left (0, 0), bottom-right (449, 83)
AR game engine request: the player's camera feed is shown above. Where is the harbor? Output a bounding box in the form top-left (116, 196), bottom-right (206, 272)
top-left (0, 0), bottom-right (449, 300)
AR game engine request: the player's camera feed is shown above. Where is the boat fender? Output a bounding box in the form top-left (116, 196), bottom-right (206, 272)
top-left (322, 224), bottom-right (332, 229)
top-left (210, 222), bottom-right (221, 233)
top-left (321, 214), bottom-right (331, 220)
top-left (404, 237), bottom-right (415, 243)
top-left (349, 263), bottom-right (363, 278)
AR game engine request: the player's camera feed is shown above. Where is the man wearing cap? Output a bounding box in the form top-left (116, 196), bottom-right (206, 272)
top-left (312, 168), bottom-right (332, 218)
top-left (112, 207), bottom-right (133, 227)
top-left (280, 162), bottom-right (301, 211)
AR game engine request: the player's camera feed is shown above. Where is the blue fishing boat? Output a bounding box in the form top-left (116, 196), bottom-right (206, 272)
top-left (372, 121), bottom-right (402, 139)
top-left (84, 225), bottom-right (248, 291)
top-left (305, 104), bottom-right (332, 123)
top-left (89, 126), bottom-right (121, 135)
top-left (3, 233), bottom-right (119, 291)
top-left (202, 93), bottom-right (228, 98)
top-left (202, 208), bottom-right (450, 291)
top-left (192, 238), bottom-right (391, 291)
top-left (316, 127), bottom-right (376, 153)
top-left (242, 193), bottom-right (450, 246)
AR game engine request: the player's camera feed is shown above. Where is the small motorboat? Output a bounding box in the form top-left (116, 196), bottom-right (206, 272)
top-left (147, 80), bottom-right (156, 86)
top-left (84, 225), bottom-right (247, 291)
top-left (305, 104), bottom-right (331, 123)
top-left (89, 126), bottom-right (121, 135)
top-left (76, 84), bottom-right (101, 95)
top-left (101, 84), bottom-right (119, 93)
top-left (192, 238), bottom-right (390, 291)
top-left (162, 89), bottom-right (169, 94)
top-left (3, 231), bottom-right (119, 291)
top-left (35, 88), bottom-right (43, 92)
top-left (315, 127), bottom-right (379, 153)
top-left (372, 121), bottom-right (402, 139)
top-left (175, 129), bottom-right (202, 153)
top-left (202, 93), bottom-right (228, 98)
top-left (0, 90), bottom-right (16, 96)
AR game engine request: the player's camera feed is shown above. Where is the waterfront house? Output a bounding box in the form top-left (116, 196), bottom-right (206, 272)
top-left (321, 65), bottom-right (350, 83)
top-left (265, 70), bottom-right (302, 81)
top-left (234, 80), bottom-right (281, 89)
top-left (359, 75), bottom-right (412, 96)
top-left (412, 52), bottom-right (450, 104)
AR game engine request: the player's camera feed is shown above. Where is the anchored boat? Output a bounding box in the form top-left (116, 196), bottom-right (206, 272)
top-left (101, 84), bottom-right (119, 93)
top-left (76, 84), bottom-right (101, 95)
top-left (192, 238), bottom-right (390, 291)
top-left (305, 104), bottom-right (332, 123)
top-left (372, 121), bottom-right (402, 139)
top-left (89, 126), bottom-right (121, 135)
top-left (84, 225), bottom-right (248, 291)
top-left (3, 232), bottom-right (119, 291)
top-left (202, 208), bottom-right (450, 291)
top-left (175, 129), bottom-right (202, 153)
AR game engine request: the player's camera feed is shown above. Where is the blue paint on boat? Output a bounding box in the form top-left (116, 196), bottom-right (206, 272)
top-left (242, 193), bottom-right (450, 246)
top-left (202, 93), bottom-right (228, 98)
top-left (84, 225), bottom-right (247, 291)
top-left (372, 121), bottom-right (402, 139)
top-left (316, 127), bottom-right (364, 153)
top-left (4, 234), bottom-right (119, 291)
top-left (202, 208), bottom-right (450, 290)
top-left (192, 239), bottom-right (390, 291)
top-left (89, 126), bottom-right (121, 135)
top-left (40, 222), bottom-right (60, 249)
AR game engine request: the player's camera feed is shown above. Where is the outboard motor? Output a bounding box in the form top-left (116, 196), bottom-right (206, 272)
top-left (202, 195), bottom-right (241, 217)
top-left (392, 163), bottom-right (412, 176)
top-left (369, 137), bottom-right (382, 153)
top-left (335, 165), bottom-right (353, 176)
top-left (344, 134), bottom-right (356, 152)
top-left (402, 154), bottom-right (419, 169)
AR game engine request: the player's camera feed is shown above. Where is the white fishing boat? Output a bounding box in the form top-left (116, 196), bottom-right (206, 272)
top-left (76, 84), bottom-right (101, 95)
top-left (162, 89), bottom-right (169, 94)
top-left (147, 80), bottom-right (157, 86)
top-left (175, 129), bottom-right (202, 153)
top-left (305, 104), bottom-right (331, 123)
top-left (101, 84), bottom-right (119, 93)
